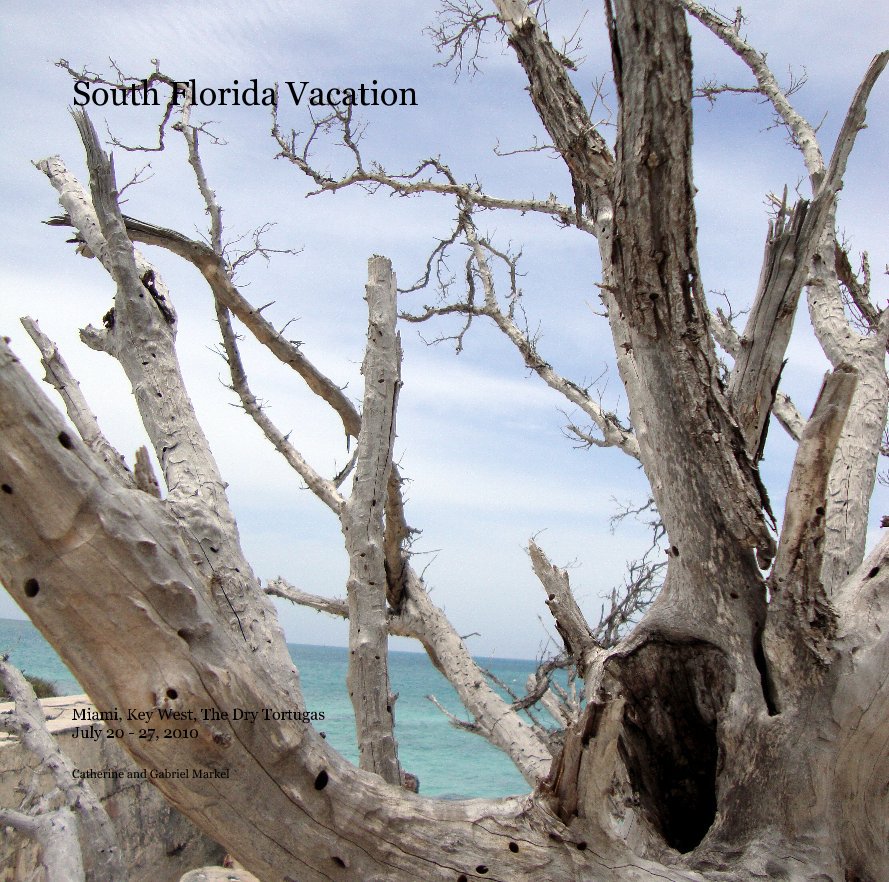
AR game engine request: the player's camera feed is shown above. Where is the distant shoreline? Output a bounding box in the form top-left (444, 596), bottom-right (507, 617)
top-left (0, 615), bottom-right (538, 665)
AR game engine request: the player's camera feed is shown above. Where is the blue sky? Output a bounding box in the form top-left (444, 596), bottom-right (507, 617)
top-left (1, 1), bottom-right (887, 659)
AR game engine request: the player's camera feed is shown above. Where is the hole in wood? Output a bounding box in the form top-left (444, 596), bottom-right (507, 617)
top-left (24, 578), bottom-right (40, 598)
top-left (576, 841), bottom-right (587, 851)
top-left (476, 867), bottom-right (488, 875)
top-left (508, 842), bottom-right (519, 853)
top-left (1, 484), bottom-right (12, 494)
top-left (617, 641), bottom-right (732, 853)
top-left (331, 856), bottom-right (346, 868)
top-left (458, 876), bottom-right (467, 882)
top-left (867, 566), bottom-right (880, 579)
top-left (166, 688), bottom-right (178, 700)
top-left (57, 431), bottom-right (73, 449)
top-left (314, 770), bottom-right (329, 790)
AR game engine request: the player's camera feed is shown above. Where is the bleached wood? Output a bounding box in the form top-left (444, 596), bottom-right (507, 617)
top-left (463, 218), bottom-right (640, 458)
top-left (36, 115), bottom-right (299, 690)
top-left (727, 200), bottom-right (811, 457)
top-left (47, 186), bottom-right (549, 779)
top-left (20, 315), bottom-right (134, 487)
top-left (268, 571), bottom-right (554, 784)
top-left (493, 0), bottom-right (614, 214)
top-left (341, 256), bottom-right (402, 784)
top-left (0, 333), bottom-right (710, 881)
top-left (710, 307), bottom-right (806, 442)
top-left (766, 366), bottom-right (857, 679)
top-left (8, 7), bottom-right (888, 879)
top-left (0, 658), bottom-right (123, 881)
top-left (180, 869), bottom-right (259, 882)
top-left (680, 0), bottom-right (825, 180)
top-left (529, 541), bottom-right (596, 676)
top-left (804, 49), bottom-right (889, 589)
top-left (0, 807), bottom-right (85, 882)
top-left (133, 444), bottom-right (161, 498)
top-left (215, 301), bottom-right (344, 513)
top-left (709, 47), bottom-right (883, 480)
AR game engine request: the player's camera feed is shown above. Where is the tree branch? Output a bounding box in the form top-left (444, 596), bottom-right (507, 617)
top-left (19, 316), bottom-right (135, 487)
top-left (271, 108), bottom-right (594, 233)
top-left (0, 657), bottom-right (123, 882)
top-left (268, 566), bottom-right (553, 784)
top-left (493, 0), bottom-right (614, 219)
top-left (607, 0), bottom-right (775, 576)
top-left (93, 212), bottom-right (363, 442)
top-left (215, 301), bottom-right (344, 513)
top-left (36, 115), bottom-right (298, 686)
top-left (722, 52), bottom-right (886, 460)
top-left (727, 197), bottom-right (811, 458)
top-left (679, 0), bottom-right (825, 180)
top-left (766, 365), bottom-right (858, 683)
top-left (529, 541), bottom-right (596, 676)
top-left (0, 806), bottom-right (85, 882)
top-left (0, 335), bottom-right (581, 880)
top-left (711, 306), bottom-right (806, 443)
top-left (340, 256), bottom-right (403, 784)
top-left (462, 214), bottom-right (640, 458)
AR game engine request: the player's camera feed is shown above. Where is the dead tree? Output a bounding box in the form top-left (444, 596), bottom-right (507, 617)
top-left (0, 658), bottom-right (123, 882)
top-left (1, 2), bottom-right (888, 879)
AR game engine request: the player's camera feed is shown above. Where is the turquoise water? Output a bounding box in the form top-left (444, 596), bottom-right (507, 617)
top-left (0, 617), bottom-right (536, 799)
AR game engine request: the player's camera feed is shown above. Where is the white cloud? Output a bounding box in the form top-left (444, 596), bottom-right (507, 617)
top-left (2, 1), bottom-right (887, 659)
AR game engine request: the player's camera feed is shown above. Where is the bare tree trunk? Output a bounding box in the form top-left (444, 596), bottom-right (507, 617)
top-left (341, 256), bottom-right (402, 784)
top-left (807, 221), bottom-right (889, 592)
top-left (36, 123), bottom-right (300, 694)
top-left (3, 2), bottom-right (888, 880)
top-left (1, 335), bottom-right (708, 881)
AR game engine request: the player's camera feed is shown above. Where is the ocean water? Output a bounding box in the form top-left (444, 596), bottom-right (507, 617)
top-left (0, 617), bottom-right (538, 799)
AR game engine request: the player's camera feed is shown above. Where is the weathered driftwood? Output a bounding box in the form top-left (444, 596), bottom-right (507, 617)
top-left (0, 659), bottom-right (122, 882)
top-left (3, 2), bottom-right (888, 880)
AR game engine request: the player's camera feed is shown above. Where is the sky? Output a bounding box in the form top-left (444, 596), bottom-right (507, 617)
top-left (1, 1), bottom-right (887, 661)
